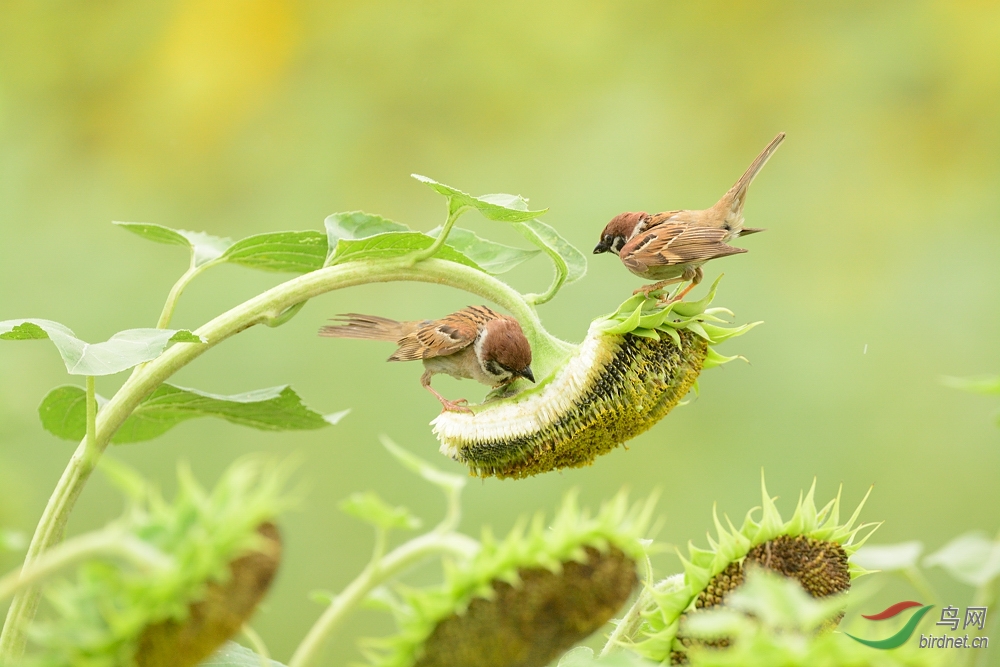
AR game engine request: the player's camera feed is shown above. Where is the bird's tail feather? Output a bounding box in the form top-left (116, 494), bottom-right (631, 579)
top-left (726, 132), bottom-right (785, 204)
top-left (318, 313), bottom-right (405, 341)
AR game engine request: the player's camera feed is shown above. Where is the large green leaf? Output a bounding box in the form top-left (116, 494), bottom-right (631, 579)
top-left (412, 174), bottom-right (546, 222)
top-left (38, 383), bottom-right (347, 443)
top-left (329, 232), bottom-right (482, 270)
top-left (114, 221), bottom-right (233, 268)
top-left (0, 319), bottom-right (203, 376)
top-left (427, 226), bottom-right (540, 274)
top-left (200, 642), bottom-right (287, 667)
top-left (222, 231), bottom-right (327, 273)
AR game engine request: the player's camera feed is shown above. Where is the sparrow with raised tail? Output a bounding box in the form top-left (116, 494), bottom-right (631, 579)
top-left (594, 132), bottom-right (785, 302)
top-left (318, 305), bottom-right (534, 414)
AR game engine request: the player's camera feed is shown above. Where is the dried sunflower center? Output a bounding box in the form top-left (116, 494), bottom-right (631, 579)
top-left (435, 329), bottom-right (707, 479)
top-left (414, 547), bottom-right (637, 667)
top-left (673, 536), bottom-right (850, 665)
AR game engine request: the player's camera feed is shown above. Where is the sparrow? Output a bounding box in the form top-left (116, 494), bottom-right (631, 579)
top-left (594, 132), bottom-right (785, 302)
top-left (318, 305), bottom-right (534, 414)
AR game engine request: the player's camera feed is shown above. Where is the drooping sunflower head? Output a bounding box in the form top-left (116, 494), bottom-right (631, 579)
top-left (433, 277), bottom-right (759, 479)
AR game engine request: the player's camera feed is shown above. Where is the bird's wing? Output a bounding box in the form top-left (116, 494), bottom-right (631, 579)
top-left (390, 305), bottom-right (498, 361)
top-left (621, 223), bottom-right (746, 271)
top-left (645, 210), bottom-right (699, 228)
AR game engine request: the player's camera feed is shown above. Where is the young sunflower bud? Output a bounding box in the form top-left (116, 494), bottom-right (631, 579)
top-left (434, 278), bottom-right (757, 479)
top-left (23, 458), bottom-right (296, 667)
top-left (416, 546), bottom-right (636, 667)
top-left (631, 477), bottom-right (877, 665)
top-left (136, 522), bottom-right (282, 667)
top-left (364, 491), bottom-right (655, 667)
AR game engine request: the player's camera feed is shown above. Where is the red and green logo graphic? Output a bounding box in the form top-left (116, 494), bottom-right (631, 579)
top-left (846, 601), bottom-right (934, 649)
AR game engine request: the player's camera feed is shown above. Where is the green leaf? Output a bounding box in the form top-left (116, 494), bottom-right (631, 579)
top-left (38, 383), bottom-right (346, 443)
top-left (339, 491), bottom-right (422, 531)
top-left (511, 218), bottom-right (588, 300)
top-left (923, 531), bottom-right (1000, 586)
top-left (381, 435), bottom-right (466, 494)
top-left (325, 211), bottom-right (409, 247)
top-left (114, 221), bottom-right (233, 268)
top-left (942, 375), bottom-right (1000, 395)
top-left (0, 319), bottom-right (204, 376)
top-left (38, 385), bottom-right (104, 441)
top-left (199, 642), bottom-right (287, 667)
top-left (427, 226), bottom-right (540, 274)
top-left (330, 232), bottom-right (482, 270)
top-left (412, 174), bottom-right (547, 222)
top-left (222, 231), bottom-right (328, 273)
top-left (851, 541), bottom-right (924, 572)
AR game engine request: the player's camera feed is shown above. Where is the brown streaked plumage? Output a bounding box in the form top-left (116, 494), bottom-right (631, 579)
top-left (594, 133), bottom-right (785, 302)
top-left (318, 306), bottom-right (534, 414)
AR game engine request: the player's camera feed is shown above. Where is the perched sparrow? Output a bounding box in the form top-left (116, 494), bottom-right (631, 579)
top-left (318, 305), bottom-right (534, 414)
top-left (594, 132), bottom-right (785, 302)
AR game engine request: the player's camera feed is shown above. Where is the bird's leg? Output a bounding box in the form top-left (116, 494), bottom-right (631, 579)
top-left (658, 267), bottom-right (703, 305)
top-left (421, 370), bottom-right (473, 414)
top-left (633, 277), bottom-right (683, 298)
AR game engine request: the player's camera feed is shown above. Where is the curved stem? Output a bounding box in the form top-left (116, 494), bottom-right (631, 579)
top-left (600, 552), bottom-right (654, 657)
top-left (240, 624), bottom-right (272, 667)
top-left (155, 262), bottom-right (213, 330)
top-left (84, 376), bottom-right (97, 465)
top-left (1, 258), bottom-right (572, 660)
top-left (289, 531), bottom-right (480, 667)
top-left (0, 529), bottom-right (171, 604)
top-left (411, 207), bottom-right (467, 263)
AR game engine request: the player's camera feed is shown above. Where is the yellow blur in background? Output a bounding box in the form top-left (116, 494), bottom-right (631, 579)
top-left (1, 2), bottom-right (999, 663)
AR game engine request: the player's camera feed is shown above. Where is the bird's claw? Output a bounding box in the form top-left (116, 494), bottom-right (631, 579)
top-left (633, 286), bottom-right (661, 298)
top-left (441, 398), bottom-right (473, 414)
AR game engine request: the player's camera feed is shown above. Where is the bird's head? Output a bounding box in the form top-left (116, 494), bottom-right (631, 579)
top-left (476, 317), bottom-right (534, 384)
top-left (594, 211), bottom-right (648, 255)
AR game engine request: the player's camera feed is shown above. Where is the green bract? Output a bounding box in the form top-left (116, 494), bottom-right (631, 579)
top-left (22, 458), bottom-right (296, 667)
top-left (432, 277), bottom-right (759, 479)
top-left (362, 492), bottom-right (655, 667)
top-left (680, 571), bottom-right (937, 667)
top-left (630, 477), bottom-right (878, 664)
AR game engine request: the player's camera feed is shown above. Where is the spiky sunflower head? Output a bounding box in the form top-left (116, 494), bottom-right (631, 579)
top-left (363, 491), bottom-right (656, 667)
top-left (631, 476), bottom-right (879, 665)
top-left (433, 277), bottom-right (759, 479)
top-left (22, 457), bottom-right (297, 667)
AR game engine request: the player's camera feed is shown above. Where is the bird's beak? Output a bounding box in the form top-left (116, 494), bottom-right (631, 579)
top-left (593, 243), bottom-right (609, 254)
top-left (738, 227), bottom-right (766, 236)
top-left (520, 366), bottom-right (535, 383)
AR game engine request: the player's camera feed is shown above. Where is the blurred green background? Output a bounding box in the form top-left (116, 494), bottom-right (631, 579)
top-left (1, 1), bottom-right (998, 663)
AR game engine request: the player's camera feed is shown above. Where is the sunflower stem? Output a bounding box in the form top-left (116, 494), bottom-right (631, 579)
top-left (0, 257), bottom-right (568, 661)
